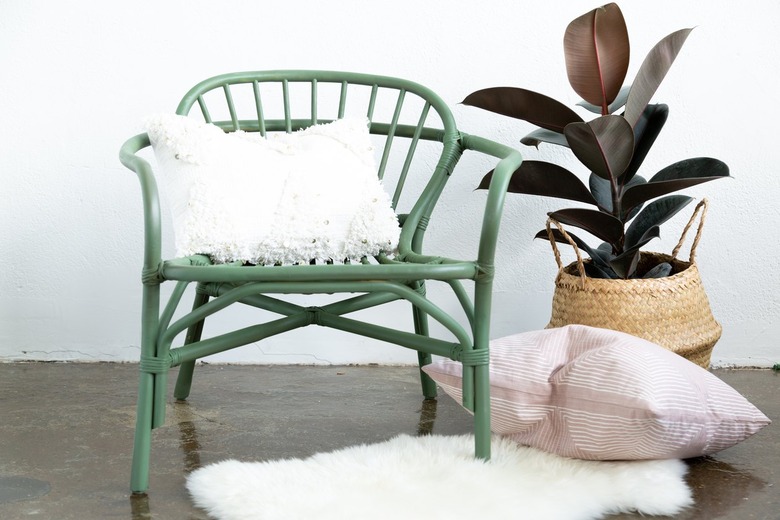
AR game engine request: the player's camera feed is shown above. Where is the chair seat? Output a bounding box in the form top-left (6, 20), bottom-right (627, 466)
top-left (152, 254), bottom-right (480, 284)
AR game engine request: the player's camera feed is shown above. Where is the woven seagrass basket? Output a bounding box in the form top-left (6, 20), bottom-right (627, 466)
top-left (545, 200), bottom-right (721, 368)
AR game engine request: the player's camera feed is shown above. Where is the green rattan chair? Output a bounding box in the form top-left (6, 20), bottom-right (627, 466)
top-left (119, 70), bottom-right (523, 494)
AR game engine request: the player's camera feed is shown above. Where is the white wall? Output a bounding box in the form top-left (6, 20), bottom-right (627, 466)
top-left (1, 0), bottom-right (778, 367)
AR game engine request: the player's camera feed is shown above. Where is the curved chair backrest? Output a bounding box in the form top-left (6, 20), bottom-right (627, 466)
top-left (173, 70), bottom-right (463, 254)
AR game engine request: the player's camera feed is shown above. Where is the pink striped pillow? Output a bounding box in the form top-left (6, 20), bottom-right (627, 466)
top-left (422, 325), bottom-right (770, 460)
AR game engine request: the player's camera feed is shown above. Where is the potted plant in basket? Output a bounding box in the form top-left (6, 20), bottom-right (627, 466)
top-left (462, 3), bottom-right (730, 367)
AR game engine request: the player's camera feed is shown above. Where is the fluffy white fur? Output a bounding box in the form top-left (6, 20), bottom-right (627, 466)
top-left (187, 434), bottom-right (692, 520)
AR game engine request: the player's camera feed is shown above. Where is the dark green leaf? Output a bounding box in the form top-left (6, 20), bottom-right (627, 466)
top-left (476, 161), bottom-right (599, 206)
top-left (534, 228), bottom-right (613, 271)
top-left (520, 128), bottom-right (569, 148)
top-left (620, 175), bottom-right (647, 221)
top-left (624, 28), bottom-right (693, 126)
top-left (621, 158), bottom-right (729, 213)
top-left (597, 242), bottom-right (613, 254)
top-left (577, 85), bottom-right (631, 114)
top-left (609, 230), bottom-right (659, 278)
top-left (643, 262), bottom-right (673, 278)
top-left (564, 2), bottom-right (630, 112)
top-left (585, 262), bottom-right (620, 279)
top-left (548, 207), bottom-right (625, 248)
top-left (589, 174), bottom-right (612, 212)
top-left (621, 103), bottom-right (669, 184)
top-left (625, 196), bottom-right (692, 248)
top-left (564, 115), bottom-right (635, 181)
top-left (649, 157), bottom-right (730, 182)
top-left (589, 245), bottom-right (614, 268)
top-left (590, 172), bottom-right (646, 216)
top-left (610, 250), bottom-right (640, 279)
top-left (462, 87), bottom-right (583, 133)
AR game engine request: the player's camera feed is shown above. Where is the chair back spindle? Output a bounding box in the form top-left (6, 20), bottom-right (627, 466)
top-left (175, 72), bottom-right (458, 232)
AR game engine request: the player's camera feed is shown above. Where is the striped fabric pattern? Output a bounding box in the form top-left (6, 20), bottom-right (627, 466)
top-left (423, 325), bottom-right (770, 460)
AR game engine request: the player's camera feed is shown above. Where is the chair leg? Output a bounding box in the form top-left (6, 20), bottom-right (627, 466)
top-left (416, 351), bottom-right (437, 399)
top-left (130, 284), bottom-right (161, 494)
top-left (130, 371), bottom-right (154, 494)
top-left (473, 362), bottom-right (492, 460)
top-left (472, 280), bottom-right (492, 460)
top-left (411, 293), bottom-right (437, 399)
top-left (173, 361), bottom-right (196, 401)
top-left (173, 292), bottom-right (210, 401)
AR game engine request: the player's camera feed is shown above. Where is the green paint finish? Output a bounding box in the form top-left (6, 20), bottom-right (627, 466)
top-left (119, 70), bottom-right (523, 493)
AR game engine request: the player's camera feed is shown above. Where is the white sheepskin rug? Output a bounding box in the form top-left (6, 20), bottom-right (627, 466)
top-left (187, 434), bottom-right (692, 520)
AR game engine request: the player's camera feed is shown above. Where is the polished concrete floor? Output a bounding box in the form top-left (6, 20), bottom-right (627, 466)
top-left (0, 363), bottom-right (776, 519)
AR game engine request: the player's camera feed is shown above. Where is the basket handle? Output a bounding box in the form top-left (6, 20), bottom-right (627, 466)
top-left (672, 198), bottom-right (708, 263)
top-left (545, 217), bottom-right (588, 285)
top-left (545, 198), bottom-right (709, 280)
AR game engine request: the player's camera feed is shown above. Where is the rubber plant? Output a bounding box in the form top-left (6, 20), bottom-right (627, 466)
top-left (463, 2), bottom-right (729, 279)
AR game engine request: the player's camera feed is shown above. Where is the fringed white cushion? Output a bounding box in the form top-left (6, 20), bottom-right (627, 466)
top-left (144, 114), bottom-right (400, 264)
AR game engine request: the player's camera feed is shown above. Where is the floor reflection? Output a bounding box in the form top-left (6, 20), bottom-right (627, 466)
top-left (128, 493), bottom-right (150, 519)
top-left (167, 400), bottom-right (205, 474)
top-left (177, 413), bottom-right (203, 474)
top-left (129, 401), bottom-right (206, 520)
top-left (416, 398), bottom-right (438, 436)
top-left (684, 456), bottom-right (767, 519)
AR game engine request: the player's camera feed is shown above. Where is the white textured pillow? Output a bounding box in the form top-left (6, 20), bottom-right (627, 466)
top-left (422, 325), bottom-right (770, 460)
top-left (144, 114), bottom-right (400, 264)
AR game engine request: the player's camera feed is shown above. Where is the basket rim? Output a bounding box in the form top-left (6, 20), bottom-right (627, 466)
top-left (557, 252), bottom-right (698, 286)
